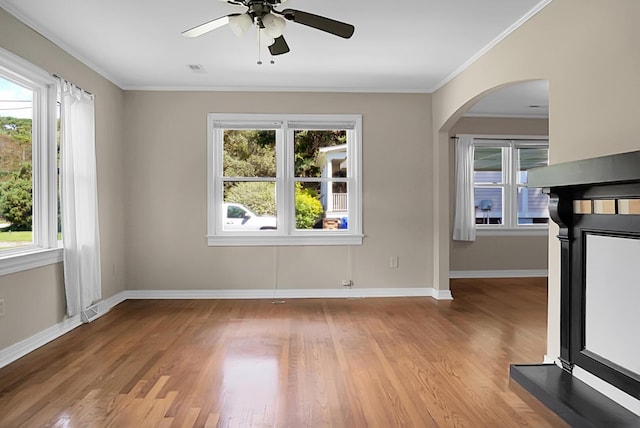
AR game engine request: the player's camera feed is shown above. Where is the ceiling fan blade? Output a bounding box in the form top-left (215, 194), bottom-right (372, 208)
top-left (269, 35), bottom-right (290, 56)
top-left (280, 9), bottom-right (354, 39)
top-left (182, 14), bottom-right (241, 38)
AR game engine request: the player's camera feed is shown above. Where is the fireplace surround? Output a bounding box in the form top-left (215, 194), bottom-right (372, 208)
top-left (510, 150), bottom-right (640, 426)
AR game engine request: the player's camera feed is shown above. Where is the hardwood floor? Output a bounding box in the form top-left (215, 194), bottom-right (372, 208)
top-left (0, 278), bottom-right (566, 427)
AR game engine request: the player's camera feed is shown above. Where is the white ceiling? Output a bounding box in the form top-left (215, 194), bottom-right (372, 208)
top-left (1, 0), bottom-right (549, 96)
top-left (466, 80), bottom-right (549, 118)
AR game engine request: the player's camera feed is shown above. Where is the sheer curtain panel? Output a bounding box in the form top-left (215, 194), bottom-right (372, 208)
top-left (59, 79), bottom-right (101, 318)
top-left (452, 136), bottom-right (476, 241)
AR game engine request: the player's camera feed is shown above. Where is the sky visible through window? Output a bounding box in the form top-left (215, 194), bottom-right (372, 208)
top-left (0, 78), bottom-right (32, 118)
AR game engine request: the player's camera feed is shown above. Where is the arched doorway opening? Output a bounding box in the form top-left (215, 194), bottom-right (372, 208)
top-left (433, 79), bottom-right (551, 362)
top-left (447, 80), bottom-right (549, 278)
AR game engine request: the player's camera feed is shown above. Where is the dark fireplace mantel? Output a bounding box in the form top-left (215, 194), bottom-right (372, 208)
top-left (510, 150), bottom-right (640, 427)
top-left (527, 150), bottom-right (640, 189)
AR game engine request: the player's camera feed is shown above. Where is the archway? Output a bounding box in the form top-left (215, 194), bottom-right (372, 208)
top-left (447, 81), bottom-right (549, 278)
top-left (434, 79), bottom-right (549, 368)
top-left (431, 79), bottom-right (550, 294)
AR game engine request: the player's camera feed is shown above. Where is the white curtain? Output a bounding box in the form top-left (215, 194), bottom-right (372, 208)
top-left (59, 79), bottom-right (101, 318)
top-left (452, 136), bottom-right (476, 241)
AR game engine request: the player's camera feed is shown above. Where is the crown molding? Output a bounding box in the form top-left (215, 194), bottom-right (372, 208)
top-left (430, 0), bottom-right (553, 92)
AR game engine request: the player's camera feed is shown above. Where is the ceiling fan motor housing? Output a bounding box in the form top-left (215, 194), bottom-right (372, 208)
top-left (247, 2), bottom-right (273, 23)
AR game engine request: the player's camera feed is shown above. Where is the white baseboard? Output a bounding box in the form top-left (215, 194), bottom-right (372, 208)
top-left (433, 289), bottom-right (453, 300)
top-left (0, 290), bottom-right (128, 369)
top-left (97, 291), bottom-right (128, 313)
top-left (0, 286), bottom-right (453, 369)
top-left (449, 269), bottom-right (548, 279)
top-left (0, 315), bottom-right (81, 369)
top-left (124, 287), bottom-right (454, 300)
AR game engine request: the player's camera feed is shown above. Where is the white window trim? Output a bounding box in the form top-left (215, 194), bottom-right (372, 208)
top-left (0, 48), bottom-right (61, 275)
top-left (0, 248), bottom-right (63, 276)
top-left (207, 113), bottom-right (363, 246)
top-left (462, 134), bottom-right (550, 235)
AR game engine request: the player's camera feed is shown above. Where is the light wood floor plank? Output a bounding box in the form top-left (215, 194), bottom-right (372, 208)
top-left (0, 278), bottom-right (566, 427)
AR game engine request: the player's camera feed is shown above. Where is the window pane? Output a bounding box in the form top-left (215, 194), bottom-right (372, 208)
top-left (223, 130), bottom-right (276, 178)
top-left (0, 76), bottom-right (34, 249)
top-left (518, 186), bottom-right (549, 224)
top-left (223, 182), bottom-right (277, 231)
top-left (474, 147), bottom-right (502, 184)
top-left (474, 187), bottom-right (503, 225)
top-left (295, 181), bottom-right (348, 230)
top-left (294, 130), bottom-right (347, 178)
top-left (517, 147), bottom-right (548, 184)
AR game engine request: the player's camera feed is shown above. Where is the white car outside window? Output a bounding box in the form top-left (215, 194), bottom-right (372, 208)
top-left (223, 203), bottom-right (277, 231)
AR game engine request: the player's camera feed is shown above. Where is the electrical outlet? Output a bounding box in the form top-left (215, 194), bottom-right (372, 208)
top-left (341, 279), bottom-right (353, 287)
top-left (0, 299), bottom-right (5, 317)
top-left (390, 256), bottom-right (399, 268)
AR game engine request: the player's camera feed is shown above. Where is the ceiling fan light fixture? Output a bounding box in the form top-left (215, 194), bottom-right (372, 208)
top-left (228, 13), bottom-right (253, 37)
top-left (262, 13), bottom-right (286, 38)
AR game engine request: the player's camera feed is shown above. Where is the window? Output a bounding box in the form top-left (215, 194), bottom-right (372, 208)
top-left (472, 137), bottom-right (549, 232)
top-left (0, 48), bottom-right (60, 274)
top-left (207, 114), bottom-right (362, 246)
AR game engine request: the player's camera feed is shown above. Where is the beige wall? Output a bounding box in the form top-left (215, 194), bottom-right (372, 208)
top-left (450, 236), bottom-right (548, 271)
top-left (123, 91), bottom-right (433, 291)
top-left (451, 117), bottom-right (548, 136)
top-left (432, 0), bottom-right (640, 358)
top-left (0, 8), bottom-right (126, 350)
top-left (449, 117), bottom-right (549, 272)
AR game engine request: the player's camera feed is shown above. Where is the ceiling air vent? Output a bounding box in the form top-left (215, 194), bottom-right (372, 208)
top-left (187, 64), bottom-right (206, 73)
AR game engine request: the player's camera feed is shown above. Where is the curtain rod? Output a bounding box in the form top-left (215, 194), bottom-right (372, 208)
top-left (53, 74), bottom-right (93, 96)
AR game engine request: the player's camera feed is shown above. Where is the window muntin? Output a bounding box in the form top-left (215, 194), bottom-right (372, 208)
top-left (207, 114), bottom-right (362, 246)
top-left (0, 48), bottom-right (58, 266)
top-left (472, 138), bottom-right (548, 230)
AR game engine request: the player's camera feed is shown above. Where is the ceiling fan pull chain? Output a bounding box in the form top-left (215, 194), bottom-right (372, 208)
top-left (257, 29), bottom-right (263, 65)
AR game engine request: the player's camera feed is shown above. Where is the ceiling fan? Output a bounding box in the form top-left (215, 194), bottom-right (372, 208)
top-left (181, 0), bottom-right (355, 57)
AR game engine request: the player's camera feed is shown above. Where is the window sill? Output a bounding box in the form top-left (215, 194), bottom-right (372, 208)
top-left (0, 247), bottom-right (64, 277)
top-left (207, 234), bottom-right (364, 246)
top-left (475, 227), bottom-right (549, 237)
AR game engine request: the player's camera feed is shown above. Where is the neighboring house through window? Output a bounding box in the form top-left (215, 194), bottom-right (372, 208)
top-left (0, 48), bottom-right (61, 275)
top-left (470, 135), bottom-right (549, 233)
top-left (207, 114), bottom-right (362, 246)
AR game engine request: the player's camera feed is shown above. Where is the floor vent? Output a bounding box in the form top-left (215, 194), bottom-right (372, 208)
top-left (81, 304), bottom-right (100, 323)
